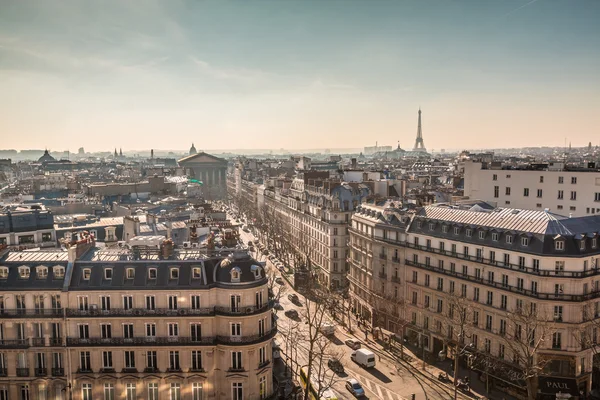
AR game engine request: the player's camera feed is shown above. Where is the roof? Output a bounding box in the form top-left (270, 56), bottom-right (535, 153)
top-left (178, 152), bottom-right (227, 165)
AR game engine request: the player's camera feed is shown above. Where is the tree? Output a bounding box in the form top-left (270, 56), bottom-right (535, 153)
top-left (501, 303), bottom-right (557, 400)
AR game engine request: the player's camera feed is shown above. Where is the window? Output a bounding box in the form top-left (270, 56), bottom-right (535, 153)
top-left (82, 384), bottom-right (92, 400)
top-left (492, 232), bottom-right (499, 241)
top-left (191, 323), bottom-right (202, 341)
top-left (555, 240), bottom-right (565, 251)
top-left (80, 351), bottom-right (91, 371)
top-left (231, 267), bottom-right (241, 282)
top-left (506, 235), bottom-right (513, 244)
top-left (123, 324), bottom-right (134, 339)
top-left (521, 237), bottom-right (529, 246)
top-left (537, 189), bottom-right (543, 198)
top-left (231, 351), bottom-right (243, 370)
top-left (36, 266), bottom-right (48, 279)
top-left (104, 383), bottom-right (115, 400)
top-left (54, 266), bottom-right (64, 279)
top-left (442, 225), bottom-right (448, 233)
top-left (461, 284), bottom-right (467, 297)
top-left (571, 191), bottom-right (577, 200)
top-left (101, 324), bottom-right (112, 339)
top-left (170, 268), bottom-right (179, 280)
top-left (493, 186), bottom-right (499, 198)
top-left (126, 268), bottom-right (135, 279)
top-left (478, 231), bottom-right (485, 240)
top-left (192, 350), bottom-right (203, 371)
top-left (581, 240), bottom-right (586, 251)
top-left (596, 193), bottom-right (600, 202)
top-left (146, 323), bottom-right (156, 337)
top-left (466, 229), bottom-right (472, 238)
top-left (485, 315), bottom-right (492, 330)
top-left (146, 351), bottom-right (157, 370)
top-left (193, 383), bottom-right (203, 400)
top-left (168, 323), bottom-right (178, 337)
top-left (146, 295), bottom-right (155, 310)
top-left (552, 332), bottom-right (562, 349)
top-left (473, 288), bottom-right (479, 301)
top-left (523, 188), bottom-right (529, 197)
top-left (486, 291), bottom-right (493, 305)
top-left (78, 324), bottom-right (89, 339)
top-left (454, 227), bottom-right (460, 235)
top-left (259, 345), bottom-right (268, 366)
top-left (169, 351), bottom-right (180, 371)
top-left (501, 295), bottom-right (507, 309)
top-left (100, 296), bottom-right (111, 311)
top-left (104, 268), bottom-right (112, 280)
top-left (82, 268), bottom-right (91, 280)
top-left (232, 383), bottom-right (243, 400)
top-left (572, 177), bottom-right (577, 184)
top-left (437, 299), bottom-right (443, 313)
top-left (493, 174), bottom-right (497, 181)
top-left (126, 383), bottom-right (136, 400)
top-left (554, 305), bottom-right (563, 321)
top-left (505, 187), bottom-right (511, 196)
top-left (102, 351), bottom-right (113, 369)
top-left (148, 268), bottom-right (157, 279)
top-left (18, 266), bottom-right (30, 279)
top-left (231, 323), bottom-right (241, 337)
top-left (555, 261), bottom-right (565, 275)
top-left (192, 267), bottom-right (202, 279)
top-left (533, 259), bottom-right (540, 271)
top-left (425, 274), bottom-right (430, 287)
top-left (558, 190), bottom-right (564, 199)
top-left (519, 256), bottom-right (526, 268)
top-left (124, 351), bottom-right (135, 369)
top-left (148, 384), bottom-right (159, 400)
top-left (558, 176), bottom-right (564, 184)
top-left (170, 383), bottom-right (181, 400)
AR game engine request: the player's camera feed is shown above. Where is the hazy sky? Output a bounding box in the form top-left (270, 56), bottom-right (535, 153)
top-left (1, 0), bottom-right (599, 152)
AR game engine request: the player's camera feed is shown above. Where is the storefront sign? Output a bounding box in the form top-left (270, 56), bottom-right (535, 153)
top-left (538, 377), bottom-right (579, 396)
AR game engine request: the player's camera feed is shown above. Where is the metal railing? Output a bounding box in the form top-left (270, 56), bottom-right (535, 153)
top-left (66, 303), bottom-right (273, 318)
top-left (34, 368), bottom-right (47, 377)
top-left (16, 368), bottom-right (29, 377)
top-left (52, 368), bottom-right (64, 376)
top-left (0, 339), bottom-right (28, 349)
top-left (0, 309), bottom-right (63, 318)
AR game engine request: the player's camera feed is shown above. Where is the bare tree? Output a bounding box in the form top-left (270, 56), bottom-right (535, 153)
top-left (501, 303), bottom-right (557, 400)
top-left (372, 292), bottom-right (409, 358)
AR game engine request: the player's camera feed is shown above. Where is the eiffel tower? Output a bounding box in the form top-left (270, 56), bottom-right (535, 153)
top-left (413, 108), bottom-right (427, 152)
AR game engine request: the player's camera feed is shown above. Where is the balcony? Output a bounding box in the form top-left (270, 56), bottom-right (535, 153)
top-left (16, 368), bottom-right (29, 377)
top-left (144, 367), bottom-right (160, 373)
top-left (121, 368), bottom-right (138, 373)
top-left (189, 367), bottom-right (206, 373)
top-left (258, 360), bottom-right (271, 369)
top-left (100, 368), bottom-right (116, 373)
top-left (391, 257), bottom-right (400, 263)
top-left (379, 253), bottom-right (387, 260)
top-left (66, 307), bottom-right (215, 318)
top-left (0, 339), bottom-right (28, 349)
top-left (216, 327), bottom-right (277, 345)
top-left (405, 259), bottom-right (600, 302)
top-left (67, 336), bottom-right (218, 347)
top-left (214, 300), bottom-right (274, 316)
top-left (228, 367), bottom-right (245, 373)
top-left (391, 276), bottom-right (401, 283)
top-left (0, 309), bottom-right (63, 318)
top-left (52, 368), bottom-right (64, 376)
top-left (378, 272), bottom-right (387, 280)
top-left (35, 368), bottom-right (47, 377)
top-left (167, 367), bottom-right (182, 373)
top-left (76, 368), bottom-right (93, 374)
top-left (0, 368), bottom-right (7, 377)
top-left (49, 337), bottom-right (63, 346)
top-left (31, 338), bottom-right (45, 347)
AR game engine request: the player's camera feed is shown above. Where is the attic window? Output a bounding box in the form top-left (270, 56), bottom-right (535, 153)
top-left (126, 268), bottom-right (135, 279)
top-left (148, 268), bottom-right (157, 279)
top-left (192, 267), bottom-right (202, 279)
top-left (170, 268), bottom-right (179, 280)
top-left (37, 266), bottom-right (48, 279)
top-left (580, 241), bottom-right (586, 251)
top-left (442, 225), bottom-right (448, 233)
top-left (555, 240), bottom-right (565, 251)
top-left (251, 265), bottom-right (262, 280)
top-left (478, 231), bottom-right (485, 240)
top-left (54, 267), bottom-right (65, 279)
top-left (416, 221), bottom-right (422, 229)
top-left (521, 237), bottom-right (529, 247)
top-left (19, 266), bottom-right (30, 279)
top-left (104, 268), bottom-right (113, 280)
top-left (492, 232), bottom-right (499, 241)
top-left (466, 229), bottom-right (472, 238)
top-left (0, 267), bottom-right (8, 279)
top-left (82, 268), bottom-right (91, 280)
top-left (429, 223), bottom-right (435, 231)
top-left (593, 238), bottom-right (598, 249)
top-left (453, 227), bottom-right (460, 235)
top-left (506, 235), bottom-right (513, 244)
top-left (230, 267), bottom-right (241, 283)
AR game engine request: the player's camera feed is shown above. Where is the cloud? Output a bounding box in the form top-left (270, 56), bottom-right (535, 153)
top-left (189, 56), bottom-right (267, 84)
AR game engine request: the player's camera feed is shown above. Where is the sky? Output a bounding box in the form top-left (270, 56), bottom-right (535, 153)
top-left (0, 0), bottom-right (599, 152)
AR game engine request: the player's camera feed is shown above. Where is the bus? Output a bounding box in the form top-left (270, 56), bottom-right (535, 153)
top-left (299, 367), bottom-right (338, 400)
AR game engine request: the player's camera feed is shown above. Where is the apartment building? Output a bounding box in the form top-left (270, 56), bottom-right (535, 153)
top-left (463, 160), bottom-right (600, 217)
top-left (0, 205), bottom-right (55, 248)
top-left (350, 203), bottom-right (600, 399)
top-left (262, 174), bottom-right (370, 289)
top-left (0, 241), bottom-right (275, 400)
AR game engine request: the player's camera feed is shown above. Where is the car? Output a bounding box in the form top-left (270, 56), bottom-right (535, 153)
top-left (345, 339), bottom-right (362, 350)
top-left (327, 358), bottom-right (344, 374)
top-left (262, 249), bottom-right (269, 255)
top-left (288, 293), bottom-right (300, 303)
top-left (345, 379), bottom-right (365, 397)
top-left (284, 309), bottom-right (299, 319)
top-left (275, 277), bottom-right (284, 285)
top-left (254, 240), bottom-right (259, 245)
top-left (278, 265), bottom-right (285, 272)
top-left (247, 240), bottom-right (253, 245)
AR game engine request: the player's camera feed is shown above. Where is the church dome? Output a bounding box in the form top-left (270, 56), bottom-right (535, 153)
top-left (38, 150), bottom-right (56, 163)
top-left (189, 143), bottom-right (197, 155)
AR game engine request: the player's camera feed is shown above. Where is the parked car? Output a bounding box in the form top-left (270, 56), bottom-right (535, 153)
top-left (275, 277), bottom-right (284, 285)
top-left (345, 339), bottom-right (362, 350)
top-left (278, 265), bottom-right (286, 272)
top-left (288, 293), bottom-right (301, 304)
top-left (328, 358), bottom-right (344, 374)
top-left (262, 249), bottom-right (269, 255)
top-left (345, 379), bottom-right (365, 397)
top-left (285, 309), bottom-right (299, 319)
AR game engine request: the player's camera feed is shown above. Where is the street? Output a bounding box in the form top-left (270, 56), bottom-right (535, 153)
top-left (233, 219), bottom-right (477, 400)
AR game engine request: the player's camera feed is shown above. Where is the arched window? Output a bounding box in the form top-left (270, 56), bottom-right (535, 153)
top-left (230, 267), bottom-right (241, 283)
top-left (54, 266), bottom-right (65, 279)
top-left (18, 266), bottom-right (30, 279)
top-left (0, 267), bottom-right (8, 279)
top-left (36, 266), bottom-right (48, 279)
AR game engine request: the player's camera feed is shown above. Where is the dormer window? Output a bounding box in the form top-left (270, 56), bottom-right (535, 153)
top-left (192, 267), bottom-right (202, 279)
top-left (82, 268), bottom-right (91, 280)
top-left (19, 266), bottom-right (30, 279)
top-left (580, 241), bottom-right (586, 251)
top-left (506, 235), bottom-right (513, 244)
top-left (170, 268), bottom-right (179, 280)
top-left (521, 237), bottom-right (529, 246)
top-left (251, 265), bottom-right (262, 280)
top-left (148, 268), bottom-right (157, 280)
top-left (478, 231), bottom-right (485, 240)
top-left (442, 225), bottom-right (448, 233)
top-left (230, 267), bottom-right (241, 283)
top-left (126, 268), bottom-right (135, 279)
top-left (104, 268), bottom-right (113, 280)
top-left (37, 266), bottom-right (48, 279)
top-left (417, 221), bottom-right (422, 229)
top-left (429, 223), bottom-right (435, 231)
top-left (555, 240), bottom-right (565, 251)
top-left (54, 267), bottom-right (65, 279)
top-left (593, 238), bottom-right (598, 249)
top-left (0, 267), bottom-right (8, 279)
top-left (466, 229), bottom-right (472, 238)
top-left (492, 233), bottom-right (499, 241)
top-left (453, 227), bottom-right (460, 235)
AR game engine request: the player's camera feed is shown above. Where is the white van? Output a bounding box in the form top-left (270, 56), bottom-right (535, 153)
top-left (351, 349), bottom-right (376, 368)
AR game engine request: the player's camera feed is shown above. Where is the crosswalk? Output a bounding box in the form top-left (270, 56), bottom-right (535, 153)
top-left (353, 375), bottom-right (406, 400)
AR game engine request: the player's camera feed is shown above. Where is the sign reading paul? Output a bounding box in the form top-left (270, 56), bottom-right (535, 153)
top-left (538, 377), bottom-right (579, 397)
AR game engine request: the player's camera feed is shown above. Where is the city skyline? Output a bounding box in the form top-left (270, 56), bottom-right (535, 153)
top-left (1, 0), bottom-right (599, 151)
